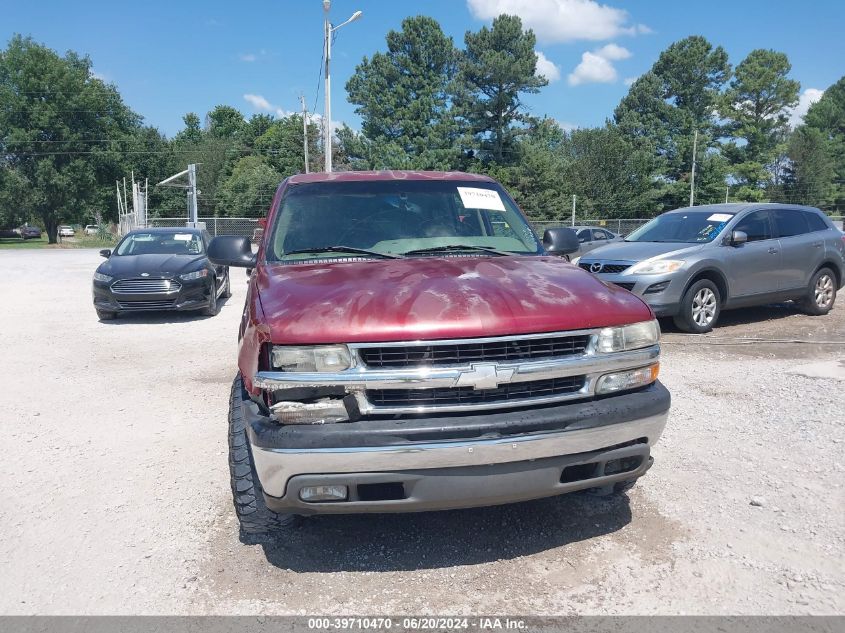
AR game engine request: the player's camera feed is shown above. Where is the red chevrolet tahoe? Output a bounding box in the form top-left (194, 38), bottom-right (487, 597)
top-left (208, 171), bottom-right (670, 535)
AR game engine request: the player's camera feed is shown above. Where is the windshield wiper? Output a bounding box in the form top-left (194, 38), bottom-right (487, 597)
top-left (282, 246), bottom-right (403, 259)
top-left (401, 244), bottom-right (512, 257)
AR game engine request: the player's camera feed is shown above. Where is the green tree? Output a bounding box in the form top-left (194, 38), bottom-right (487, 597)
top-left (254, 114), bottom-right (320, 176)
top-left (721, 49), bottom-right (799, 197)
top-left (216, 156), bottom-right (281, 218)
top-left (458, 14), bottom-right (547, 163)
top-left (206, 105), bottom-right (245, 140)
top-left (346, 16), bottom-right (461, 169)
top-left (803, 76), bottom-right (845, 211)
top-left (784, 126), bottom-right (835, 206)
top-left (614, 36), bottom-right (730, 208)
top-left (0, 35), bottom-right (139, 241)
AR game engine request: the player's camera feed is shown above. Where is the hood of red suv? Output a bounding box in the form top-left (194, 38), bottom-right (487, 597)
top-left (255, 256), bottom-right (653, 344)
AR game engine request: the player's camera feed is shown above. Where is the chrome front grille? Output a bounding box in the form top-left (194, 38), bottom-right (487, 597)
top-left (579, 263), bottom-right (631, 274)
top-left (367, 375), bottom-right (586, 408)
top-left (111, 278), bottom-right (181, 294)
top-left (357, 334), bottom-right (591, 368)
top-left (116, 299), bottom-right (177, 310)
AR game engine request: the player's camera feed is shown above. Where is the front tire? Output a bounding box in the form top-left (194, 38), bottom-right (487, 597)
top-left (800, 267), bottom-right (837, 315)
top-left (229, 374), bottom-right (295, 536)
top-left (220, 268), bottom-right (232, 299)
top-left (673, 279), bottom-right (721, 333)
top-left (202, 279), bottom-right (219, 316)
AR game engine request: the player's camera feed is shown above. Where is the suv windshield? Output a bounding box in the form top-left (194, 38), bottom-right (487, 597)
top-left (625, 211), bottom-right (735, 244)
top-left (115, 231), bottom-right (204, 256)
top-left (267, 180), bottom-right (542, 261)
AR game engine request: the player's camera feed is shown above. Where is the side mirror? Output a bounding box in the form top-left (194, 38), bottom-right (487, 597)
top-left (730, 230), bottom-right (748, 246)
top-left (99, 249), bottom-right (111, 258)
top-left (208, 235), bottom-right (257, 268)
top-left (543, 227), bottom-right (580, 256)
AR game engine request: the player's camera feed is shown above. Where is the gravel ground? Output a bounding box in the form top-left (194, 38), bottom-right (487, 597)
top-left (0, 249), bottom-right (842, 615)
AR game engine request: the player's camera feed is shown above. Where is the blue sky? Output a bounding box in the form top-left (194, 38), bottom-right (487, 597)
top-left (3, 0), bottom-right (843, 136)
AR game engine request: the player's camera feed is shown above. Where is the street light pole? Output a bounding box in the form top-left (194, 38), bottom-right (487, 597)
top-left (322, 1), bottom-right (362, 173)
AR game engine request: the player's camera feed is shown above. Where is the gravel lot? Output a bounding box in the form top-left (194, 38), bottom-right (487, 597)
top-left (0, 248), bottom-right (842, 615)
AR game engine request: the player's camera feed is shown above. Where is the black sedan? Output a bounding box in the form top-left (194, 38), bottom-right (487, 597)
top-left (92, 228), bottom-right (230, 320)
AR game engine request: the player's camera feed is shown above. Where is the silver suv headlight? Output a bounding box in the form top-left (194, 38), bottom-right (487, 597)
top-left (597, 320), bottom-right (660, 353)
top-left (271, 345), bottom-right (352, 372)
top-left (627, 259), bottom-right (685, 275)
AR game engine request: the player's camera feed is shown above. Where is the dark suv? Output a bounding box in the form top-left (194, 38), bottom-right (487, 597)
top-left (578, 204), bottom-right (844, 332)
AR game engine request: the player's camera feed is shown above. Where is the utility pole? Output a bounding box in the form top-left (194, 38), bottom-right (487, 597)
top-left (571, 195), bottom-right (576, 227)
top-left (322, 1), bottom-right (362, 173)
top-left (689, 129), bottom-right (698, 207)
top-left (300, 94), bottom-right (310, 174)
top-left (323, 1), bottom-right (332, 173)
top-left (187, 163), bottom-right (199, 226)
top-left (725, 185), bottom-right (729, 204)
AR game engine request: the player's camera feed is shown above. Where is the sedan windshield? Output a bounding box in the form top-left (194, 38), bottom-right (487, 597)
top-left (115, 231), bottom-right (204, 256)
top-left (625, 211), bottom-right (735, 244)
top-left (267, 180), bottom-right (542, 261)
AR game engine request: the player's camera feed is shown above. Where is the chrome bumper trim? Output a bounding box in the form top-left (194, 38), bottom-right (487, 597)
top-left (252, 411), bottom-right (669, 498)
top-left (253, 345), bottom-right (660, 414)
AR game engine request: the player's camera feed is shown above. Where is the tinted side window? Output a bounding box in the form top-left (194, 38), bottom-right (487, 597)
top-left (734, 210), bottom-right (772, 242)
top-left (577, 229), bottom-right (591, 242)
top-left (773, 209), bottom-right (809, 237)
top-left (804, 211), bottom-right (829, 232)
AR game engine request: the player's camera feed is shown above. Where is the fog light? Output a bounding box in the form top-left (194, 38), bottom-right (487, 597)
top-left (270, 399), bottom-right (349, 425)
top-left (299, 485), bottom-right (348, 502)
top-left (596, 363), bottom-right (659, 394)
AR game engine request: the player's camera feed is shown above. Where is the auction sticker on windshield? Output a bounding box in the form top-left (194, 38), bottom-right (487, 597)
top-left (707, 213), bottom-right (732, 222)
top-left (457, 187), bottom-right (506, 212)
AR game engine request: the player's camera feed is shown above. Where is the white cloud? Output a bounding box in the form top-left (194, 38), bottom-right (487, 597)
top-left (594, 43), bottom-right (631, 61)
top-left (567, 43), bottom-right (631, 86)
top-left (789, 88), bottom-right (824, 128)
top-left (243, 94), bottom-right (274, 111)
top-left (556, 120), bottom-right (578, 132)
top-left (535, 51), bottom-right (561, 82)
top-left (623, 76), bottom-right (638, 86)
top-left (239, 53), bottom-right (257, 62)
top-left (466, 0), bottom-right (649, 43)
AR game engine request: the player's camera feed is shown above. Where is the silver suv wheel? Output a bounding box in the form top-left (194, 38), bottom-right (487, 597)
top-left (692, 287), bottom-right (717, 327)
top-left (814, 273), bottom-right (834, 309)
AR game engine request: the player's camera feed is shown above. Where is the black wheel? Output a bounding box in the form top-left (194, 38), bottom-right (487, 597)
top-left (96, 308), bottom-right (117, 321)
top-left (221, 268), bottom-right (232, 299)
top-left (229, 374), bottom-right (295, 535)
top-left (673, 278), bottom-right (721, 333)
top-left (202, 279), bottom-right (220, 316)
top-left (800, 267), bottom-right (837, 316)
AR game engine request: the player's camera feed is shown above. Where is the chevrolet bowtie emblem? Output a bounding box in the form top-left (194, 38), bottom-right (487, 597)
top-left (454, 363), bottom-right (515, 391)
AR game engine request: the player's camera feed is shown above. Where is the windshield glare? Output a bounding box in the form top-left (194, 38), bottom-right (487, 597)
top-left (115, 231), bottom-right (204, 256)
top-left (625, 211), bottom-right (735, 243)
top-left (268, 180), bottom-right (542, 260)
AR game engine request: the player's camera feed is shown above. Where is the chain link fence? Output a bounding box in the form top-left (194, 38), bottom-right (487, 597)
top-left (147, 217), bottom-right (260, 238)
top-left (147, 215), bottom-right (844, 240)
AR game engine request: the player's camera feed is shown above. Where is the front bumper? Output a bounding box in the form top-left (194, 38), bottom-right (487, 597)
top-left (92, 277), bottom-right (213, 312)
top-left (582, 266), bottom-right (682, 318)
top-left (246, 381), bottom-right (670, 513)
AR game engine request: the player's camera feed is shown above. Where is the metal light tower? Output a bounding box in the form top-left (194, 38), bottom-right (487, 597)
top-left (323, 1), bottom-right (362, 172)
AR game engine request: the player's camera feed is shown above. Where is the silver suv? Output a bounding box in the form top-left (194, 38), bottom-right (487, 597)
top-left (577, 203), bottom-right (845, 333)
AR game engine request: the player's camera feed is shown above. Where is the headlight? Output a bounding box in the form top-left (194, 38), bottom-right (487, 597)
top-left (596, 363), bottom-right (660, 394)
top-left (271, 345), bottom-right (352, 372)
top-left (597, 320), bottom-right (660, 353)
top-left (180, 269), bottom-right (208, 281)
top-left (93, 272), bottom-right (112, 282)
top-left (627, 259), bottom-right (685, 275)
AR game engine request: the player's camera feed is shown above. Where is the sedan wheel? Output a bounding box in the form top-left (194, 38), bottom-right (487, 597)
top-left (673, 279), bottom-right (721, 334)
top-left (802, 267), bottom-right (837, 316)
top-left (814, 274), bottom-right (834, 309)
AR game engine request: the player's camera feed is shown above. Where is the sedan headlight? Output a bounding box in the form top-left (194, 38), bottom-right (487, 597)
top-left (627, 259), bottom-right (685, 275)
top-left (597, 320), bottom-right (660, 353)
top-left (93, 272), bottom-right (112, 283)
top-left (271, 345), bottom-right (352, 372)
top-left (180, 269), bottom-right (208, 281)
